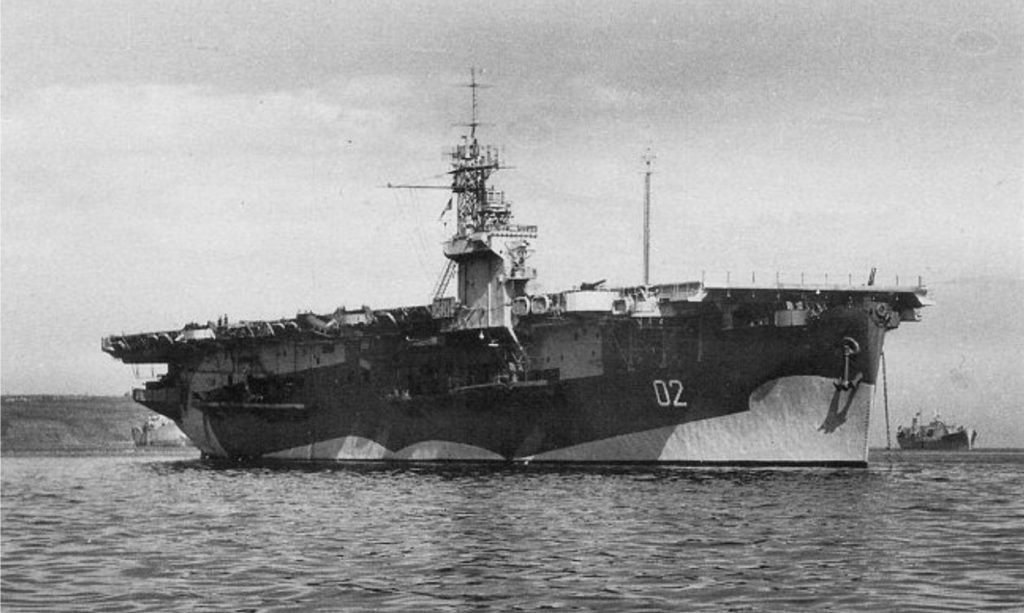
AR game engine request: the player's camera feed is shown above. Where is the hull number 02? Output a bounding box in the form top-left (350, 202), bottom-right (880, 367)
top-left (652, 379), bottom-right (687, 408)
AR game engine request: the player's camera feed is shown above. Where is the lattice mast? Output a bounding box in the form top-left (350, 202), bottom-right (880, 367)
top-left (442, 68), bottom-right (537, 330)
top-left (449, 68), bottom-right (511, 238)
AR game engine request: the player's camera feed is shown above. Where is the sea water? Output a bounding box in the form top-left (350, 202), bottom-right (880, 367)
top-left (2, 450), bottom-right (1022, 612)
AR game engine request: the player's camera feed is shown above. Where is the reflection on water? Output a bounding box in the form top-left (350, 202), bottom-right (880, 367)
top-left (3, 451), bottom-right (1023, 612)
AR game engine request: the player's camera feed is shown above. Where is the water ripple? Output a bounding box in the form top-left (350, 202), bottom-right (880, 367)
top-left (3, 451), bottom-right (1024, 611)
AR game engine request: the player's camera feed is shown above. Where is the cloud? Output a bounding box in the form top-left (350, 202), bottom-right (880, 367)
top-left (1, 78), bottom-right (455, 393)
top-left (952, 28), bottom-right (1001, 57)
top-left (5, 82), bottom-right (399, 159)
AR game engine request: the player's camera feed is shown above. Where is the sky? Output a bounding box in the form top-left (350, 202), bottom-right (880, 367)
top-left (2, 0), bottom-right (1022, 446)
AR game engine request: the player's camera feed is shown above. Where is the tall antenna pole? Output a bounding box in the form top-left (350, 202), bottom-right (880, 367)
top-left (642, 148), bottom-right (655, 285)
top-left (469, 67), bottom-right (479, 138)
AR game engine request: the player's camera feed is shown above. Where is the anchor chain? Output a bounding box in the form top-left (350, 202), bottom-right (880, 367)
top-left (834, 336), bottom-right (861, 391)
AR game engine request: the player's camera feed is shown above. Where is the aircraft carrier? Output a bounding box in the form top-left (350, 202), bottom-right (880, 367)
top-left (102, 71), bottom-right (932, 465)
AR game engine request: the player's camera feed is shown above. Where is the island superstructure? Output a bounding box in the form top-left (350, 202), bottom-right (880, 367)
top-left (102, 72), bottom-right (932, 465)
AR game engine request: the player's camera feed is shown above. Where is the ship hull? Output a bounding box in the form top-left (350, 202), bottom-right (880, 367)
top-left (181, 378), bottom-right (872, 465)
top-left (197, 376), bottom-right (870, 466)
top-left (136, 303), bottom-right (887, 467)
top-left (897, 429), bottom-right (976, 451)
top-left (176, 378), bottom-right (873, 466)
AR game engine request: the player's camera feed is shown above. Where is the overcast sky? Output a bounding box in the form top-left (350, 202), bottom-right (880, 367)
top-left (2, 0), bottom-right (1022, 446)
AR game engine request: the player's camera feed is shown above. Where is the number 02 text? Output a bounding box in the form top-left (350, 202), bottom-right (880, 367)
top-left (652, 379), bottom-right (687, 408)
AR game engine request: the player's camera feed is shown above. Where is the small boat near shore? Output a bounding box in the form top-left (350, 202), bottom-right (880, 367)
top-left (131, 415), bottom-right (190, 447)
top-left (897, 412), bottom-right (977, 451)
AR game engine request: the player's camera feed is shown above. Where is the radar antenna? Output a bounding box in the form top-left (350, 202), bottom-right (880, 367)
top-left (460, 67), bottom-right (491, 139)
top-left (469, 67), bottom-right (480, 138)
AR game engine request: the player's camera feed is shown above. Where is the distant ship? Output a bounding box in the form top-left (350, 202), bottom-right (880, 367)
top-left (101, 71), bottom-right (932, 466)
top-left (897, 412), bottom-right (977, 451)
top-left (131, 415), bottom-right (190, 447)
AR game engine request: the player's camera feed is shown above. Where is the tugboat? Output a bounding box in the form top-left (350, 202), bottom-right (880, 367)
top-left (100, 70), bottom-right (932, 466)
top-left (897, 412), bottom-right (977, 451)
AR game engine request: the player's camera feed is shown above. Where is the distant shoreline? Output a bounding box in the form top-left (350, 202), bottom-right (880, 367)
top-left (2, 447), bottom-right (199, 457)
top-left (1, 395), bottom-right (193, 453)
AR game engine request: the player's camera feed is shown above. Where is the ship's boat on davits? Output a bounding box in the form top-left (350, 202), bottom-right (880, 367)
top-left (102, 71), bottom-right (932, 466)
